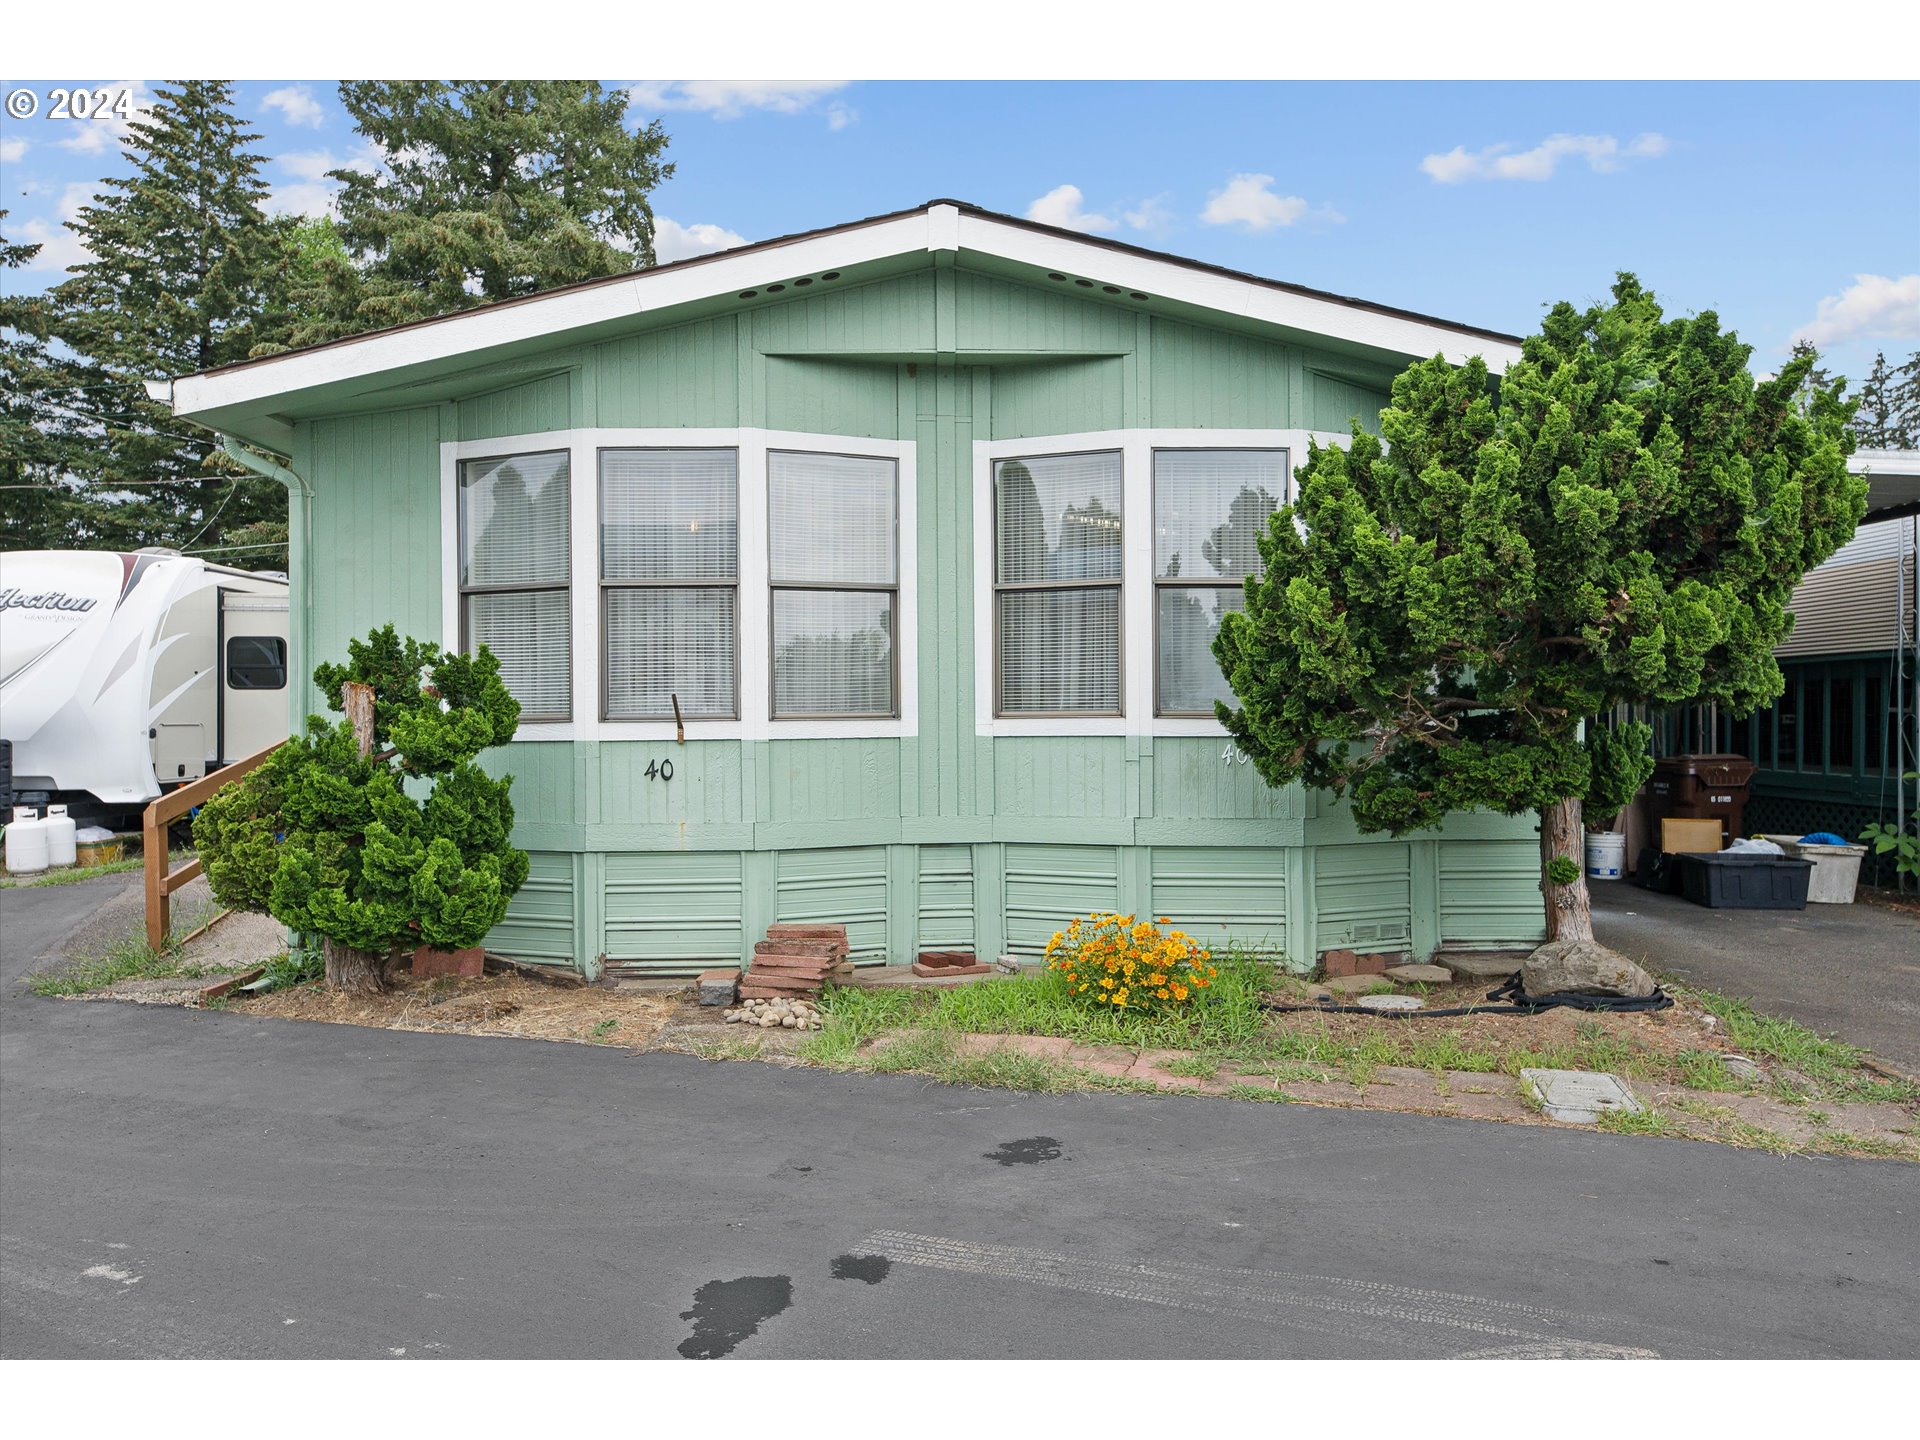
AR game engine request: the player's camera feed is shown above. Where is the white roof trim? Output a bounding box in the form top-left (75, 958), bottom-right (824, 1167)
top-left (169, 203), bottom-right (1522, 420)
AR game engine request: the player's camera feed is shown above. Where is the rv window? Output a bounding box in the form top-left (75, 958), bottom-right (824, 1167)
top-left (227, 636), bottom-right (287, 690)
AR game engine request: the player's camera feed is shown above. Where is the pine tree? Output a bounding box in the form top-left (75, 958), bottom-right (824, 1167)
top-left (0, 216), bottom-right (100, 549)
top-left (1216, 275), bottom-right (1864, 963)
top-left (302, 81), bottom-right (671, 343)
top-left (195, 625), bottom-right (528, 994)
top-left (51, 81), bottom-right (290, 568)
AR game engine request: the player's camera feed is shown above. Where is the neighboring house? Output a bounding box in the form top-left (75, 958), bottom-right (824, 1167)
top-left (155, 199), bottom-right (1544, 979)
top-left (1653, 449), bottom-right (1920, 880)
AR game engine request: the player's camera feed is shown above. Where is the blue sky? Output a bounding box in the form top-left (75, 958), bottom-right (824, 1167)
top-left (3, 79), bottom-right (1916, 384)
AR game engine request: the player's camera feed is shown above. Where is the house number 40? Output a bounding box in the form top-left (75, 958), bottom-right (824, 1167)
top-left (644, 758), bottom-right (676, 781)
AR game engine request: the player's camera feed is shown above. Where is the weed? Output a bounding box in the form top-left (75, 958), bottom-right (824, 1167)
top-left (589, 1017), bottom-right (620, 1042)
top-left (1598, 1107), bottom-right (1676, 1137)
top-left (1164, 1055), bottom-right (1220, 1079)
top-left (255, 948), bottom-right (321, 993)
top-left (1674, 1050), bottom-right (1743, 1091)
top-left (1225, 1084), bottom-right (1295, 1104)
top-left (1812, 1132), bottom-right (1915, 1160)
top-left (27, 923), bottom-right (216, 997)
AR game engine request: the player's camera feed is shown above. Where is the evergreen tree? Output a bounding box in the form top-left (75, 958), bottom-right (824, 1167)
top-left (1854, 348), bottom-right (1920, 449)
top-left (51, 81), bottom-right (290, 568)
top-left (1216, 275), bottom-right (1864, 958)
top-left (195, 625), bottom-right (528, 994)
top-left (300, 81), bottom-right (672, 344)
top-left (0, 216), bottom-right (100, 550)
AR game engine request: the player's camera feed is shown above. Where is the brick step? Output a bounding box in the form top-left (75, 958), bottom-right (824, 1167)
top-left (748, 955), bottom-right (837, 975)
top-left (912, 961), bottom-right (992, 978)
top-left (916, 950), bottom-right (977, 969)
top-left (753, 938), bottom-right (848, 959)
top-left (766, 923), bottom-right (848, 942)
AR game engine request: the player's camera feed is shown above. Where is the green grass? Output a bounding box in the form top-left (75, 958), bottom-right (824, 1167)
top-left (0, 851), bottom-right (196, 890)
top-left (1682, 987), bottom-right (1920, 1104)
top-left (1597, 1107), bottom-right (1678, 1137)
top-left (27, 920), bottom-right (218, 997)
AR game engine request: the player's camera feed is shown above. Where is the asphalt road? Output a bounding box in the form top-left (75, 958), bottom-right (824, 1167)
top-left (1594, 882), bottom-right (1920, 1076)
top-left (3, 880), bottom-right (1917, 1359)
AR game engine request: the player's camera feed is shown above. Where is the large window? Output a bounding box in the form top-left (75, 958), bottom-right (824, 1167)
top-left (458, 450), bottom-right (571, 721)
top-left (600, 448), bottom-right (739, 720)
top-left (768, 451), bottom-right (898, 716)
top-left (1152, 449), bottom-right (1284, 714)
top-left (994, 450), bottom-right (1123, 714)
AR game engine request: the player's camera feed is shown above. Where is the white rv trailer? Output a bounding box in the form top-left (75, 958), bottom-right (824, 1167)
top-left (0, 549), bottom-right (290, 829)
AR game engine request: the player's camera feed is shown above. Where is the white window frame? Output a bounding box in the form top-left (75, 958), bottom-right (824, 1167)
top-left (973, 428), bottom-right (1346, 738)
top-left (443, 427), bottom-right (916, 742)
top-left (454, 447), bottom-right (574, 726)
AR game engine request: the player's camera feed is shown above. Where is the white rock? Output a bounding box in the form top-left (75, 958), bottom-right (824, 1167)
top-left (781, 1015), bottom-right (797, 1028)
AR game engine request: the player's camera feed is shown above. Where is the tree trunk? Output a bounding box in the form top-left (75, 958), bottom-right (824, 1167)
top-left (323, 936), bottom-right (389, 995)
top-left (1539, 795), bottom-right (1595, 944)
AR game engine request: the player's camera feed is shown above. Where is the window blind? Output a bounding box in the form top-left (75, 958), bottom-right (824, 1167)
top-left (1153, 449), bottom-right (1283, 714)
top-left (605, 587), bottom-right (738, 719)
top-left (600, 448), bottom-right (739, 721)
top-left (998, 587), bottom-right (1121, 714)
top-left (768, 451), bottom-right (898, 716)
top-left (772, 590), bottom-right (893, 716)
top-left (994, 451), bottom-right (1123, 715)
top-left (466, 589), bottom-right (571, 720)
top-left (459, 451), bottom-right (571, 720)
top-left (460, 451), bottom-right (569, 588)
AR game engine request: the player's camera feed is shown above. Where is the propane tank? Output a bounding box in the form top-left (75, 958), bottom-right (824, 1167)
top-left (43, 803), bottom-right (78, 867)
top-left (5, 807), bottom-right (50, 875)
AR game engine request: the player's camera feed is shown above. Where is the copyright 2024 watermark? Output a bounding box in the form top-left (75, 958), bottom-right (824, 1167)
top-left (5, 86), bottom-right (139, 122)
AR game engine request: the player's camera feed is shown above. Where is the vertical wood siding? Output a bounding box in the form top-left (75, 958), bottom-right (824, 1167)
top-left (301, 261), bottom-right (1544, 973)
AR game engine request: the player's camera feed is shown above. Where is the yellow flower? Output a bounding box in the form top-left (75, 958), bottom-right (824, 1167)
top-left (1156, 988), bottom-right (1169, 1000)
top-left (1148, 973), bottom-right (1166, 986)
top-left (1172, 983), bottom-right (1188, 1000)
top-left (1099, 976), bottom-right (1114, 989)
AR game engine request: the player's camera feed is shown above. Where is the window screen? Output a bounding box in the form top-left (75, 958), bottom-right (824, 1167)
top-left (994, 451), bottom-right (1123, 714)
top-left (225, 635), bottom-right (287, 690)
top-left (459, 451), bottom-right (570, 720)
top-left (768, 451), bottom-right (898, 717)
top-left (601, 448), bottom-right (738, 720)
top-left (1152, 450), bottom-right (1283, 714)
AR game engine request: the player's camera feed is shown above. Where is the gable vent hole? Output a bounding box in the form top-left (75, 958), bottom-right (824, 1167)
top-left (1074, 278), bottom-right (1094, 287)
top-left (793, 277), bottom-right (813, 287)
top-left (1130, 292), bottom-right (1149, 301)
top-left (765, 283), bottom-right (786, 293)
top-left (738, 290), bottom-right (757, 299)
top-left (1102, 285), bottom-right (1121, 294)
top-left (1047, 272), bottom-right (1067, 281)
top-left (821, 271), bottom-right (841, 281)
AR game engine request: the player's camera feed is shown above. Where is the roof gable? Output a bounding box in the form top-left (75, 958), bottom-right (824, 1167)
top-left (164, 200), bottom-right (1523, 449)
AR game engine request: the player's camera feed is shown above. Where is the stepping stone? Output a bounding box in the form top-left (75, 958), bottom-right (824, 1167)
top-left (1439, 952), bottom-right (1526, 980)
top-left (1384, 964), bottom-right (1452, 984)
top-left (1357, 993), bottom-right (1423, 1013)
top-left (1324, 974), bottom-right (1393, 997)
top-left (1721, 1055), bottom-right (1762, 1082)
top-left (1520, 1068), bottom-right (1642, 1124)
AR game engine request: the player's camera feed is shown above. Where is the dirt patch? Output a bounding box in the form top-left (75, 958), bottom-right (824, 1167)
top-left (228, 971), bottom-right (681, 1048)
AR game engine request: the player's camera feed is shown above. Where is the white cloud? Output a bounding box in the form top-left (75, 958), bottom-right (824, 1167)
top-left (1791, 274), bottom-right (1920, 349)
top-left (1, 136), bottom-right (26, 165)
top-left (14, 181), bottom-right (100, 273)
top-left (267, 144), bottom-right (383, 219)
top-left (627, 81), bottom-right (850, 121)
top-left (826, 101), bottom-right (858, 131)
top-left (262, 84), bottom-right (326, 129)
top-left (1199, 174), bottom-right (1342, 232)
top-left (54, 81), bottom-right (152, 155)
top-left (1025, 184), bottom-right (1116, 234)
top-left (1420, 131), bottom-right (1668, 183)
top-left (1122, 193), bottom-right (1175, 237)
top-left (654, 216), bottom-right (748, 264)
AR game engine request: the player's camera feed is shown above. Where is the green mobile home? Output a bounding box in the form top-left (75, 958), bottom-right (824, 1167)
top-left (160, 199), bottom-right (1545, 979)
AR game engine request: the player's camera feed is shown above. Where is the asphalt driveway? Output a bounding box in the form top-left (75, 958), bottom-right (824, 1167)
top-left (4, 880), bottom-right (1918, 1359)
top-left (1592, 882), bottom-right (1920, 1076)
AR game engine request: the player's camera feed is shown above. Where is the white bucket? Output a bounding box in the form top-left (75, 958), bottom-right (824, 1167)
top-left (1585, 830), bottom-right (1626, 880)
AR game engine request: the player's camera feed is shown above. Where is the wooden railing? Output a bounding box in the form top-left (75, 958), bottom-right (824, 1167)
top-left (144, 742), bottom-right (282, 951)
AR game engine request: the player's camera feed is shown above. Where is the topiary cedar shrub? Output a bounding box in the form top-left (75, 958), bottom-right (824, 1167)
top-left (1214, 275), bottom-right (1863, 948)
top-left (195, 625), bottom-right (528, 992)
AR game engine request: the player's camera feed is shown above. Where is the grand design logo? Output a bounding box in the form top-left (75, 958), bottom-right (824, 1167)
top-left (0, 587), bottom-right (99, 614)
